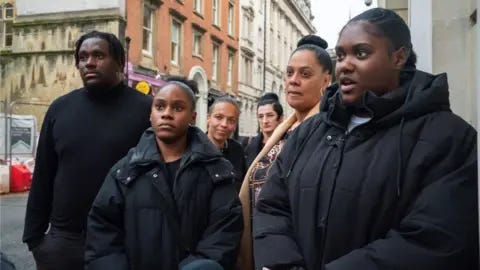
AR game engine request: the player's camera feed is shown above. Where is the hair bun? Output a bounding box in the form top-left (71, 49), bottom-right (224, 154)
top-left (260, 92), bottom-right (279, 102)
top-left (297, 35), bottom-right (328, 49)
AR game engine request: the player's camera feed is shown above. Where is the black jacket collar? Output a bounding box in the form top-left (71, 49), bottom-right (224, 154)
top-left (321, 70), bottom-right (451, 129)
top-left (125, 126), bottom-right (223, 171)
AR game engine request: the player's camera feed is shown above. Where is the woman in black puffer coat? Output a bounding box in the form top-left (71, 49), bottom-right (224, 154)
top-left (85, 81), bottom-right (242, 270)
top-left (253, 8), bottom-right (478, 270)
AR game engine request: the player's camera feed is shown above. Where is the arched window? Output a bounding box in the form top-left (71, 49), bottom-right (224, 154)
top-left (5, 3), bottom-right (13, 18)
top-left (0, 3), bottom-right (14, 48)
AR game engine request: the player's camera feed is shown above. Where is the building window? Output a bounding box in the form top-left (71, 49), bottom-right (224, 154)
top-left (241, 15), bottom-right (247, 39)
top-left (0, 3), bottom-right (14, 48)
top-left (194, 0), bottom-right (202, 14)
top-left (193, 28), bottom-right (203, 56)
top-left (142, 5), bottom-right (154, 55)
top-left (171, 19), bottom-right (182, 65)
top-left (227, 50), bottom-right (234, 86)
top-left (242, 55), bottom-right (253, 84)
top-left (257, 64), bottom-right (262, 87)
top-left (247, 58), bottom-right (253, 83)
top-left (242, 15), bottom-right (252, 42)
top-left (258, 0), bottom-right (264, 14)
top-left (212, 43), bottom-right (220, 81)
top-left (212, 0), bottom-right (220, 26)
top-left (228, 2), bottom-right (234, 36)
top-left (269, 28), bottom-right (274, 63)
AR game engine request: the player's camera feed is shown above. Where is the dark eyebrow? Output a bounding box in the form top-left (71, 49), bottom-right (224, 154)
top-left (171, 100), bottom-right (188, 105)
top-left (153, 98), bottom-right (188, 104)
top-left (153, 97), bottom-right (166, 103)
top-left (353, 43), bottom-right (373, 49)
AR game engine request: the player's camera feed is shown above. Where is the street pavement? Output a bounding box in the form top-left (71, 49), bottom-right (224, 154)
top-left (1, 192), bottom-right (35, 270)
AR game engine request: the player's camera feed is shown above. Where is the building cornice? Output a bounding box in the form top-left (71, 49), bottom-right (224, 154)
top-left (240, 45), bottom-right (255, 57)
top-left (284, 0), bottom-right (315, 33)
top-left (14, 8), bottom-right (124, 27)
top-left (1, 49), bottom-right (74, 56)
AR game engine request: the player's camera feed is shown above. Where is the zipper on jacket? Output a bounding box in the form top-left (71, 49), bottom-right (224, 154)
top-left (319, 134), bottom-right (347, 269)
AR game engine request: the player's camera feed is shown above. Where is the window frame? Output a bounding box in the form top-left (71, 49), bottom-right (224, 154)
top-left (227, 2), bottom-right (234, 36)
top-left (212, 0), bottom-right (220, 26)
top-left (0, 3), bottom-right (14, 48)
top-left (142, 4), bottom-right (155, 55)
top-left (192, 27), bottom-right (203, 57)
top-left (194, 0), bottom-right (203, 15)
top-left (227, 50), bottom-right (234, 86)
top-left (170, 18), bottom-right (182, 65)
top-left (212, 42), bottom-right (220, 81)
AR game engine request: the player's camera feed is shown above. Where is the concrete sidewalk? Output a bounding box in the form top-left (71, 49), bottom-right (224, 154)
top-left (0, 192), bottom-right (35, 270)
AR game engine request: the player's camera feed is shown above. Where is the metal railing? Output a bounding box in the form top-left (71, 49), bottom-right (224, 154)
top-left (1, 100), bottom-right (6, 163)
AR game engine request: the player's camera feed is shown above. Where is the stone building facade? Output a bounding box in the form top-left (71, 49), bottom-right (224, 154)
top-left (237, 0), bottom-right (315, 136)
top-left (0, 0), bottom-right (126, 128)
top-left (379, 0), bottom-right (478, 128)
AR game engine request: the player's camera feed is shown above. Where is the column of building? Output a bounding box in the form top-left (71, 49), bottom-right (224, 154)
top-left (378, 0), bottom-right (478, 128)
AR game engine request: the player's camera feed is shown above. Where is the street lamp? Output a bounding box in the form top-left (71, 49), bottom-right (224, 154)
top-left (364, 0), bottom-right (372, 6)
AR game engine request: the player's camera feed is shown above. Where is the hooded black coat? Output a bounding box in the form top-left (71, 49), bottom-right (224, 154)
top-left (253, 71), bottom-right (478, 270)
top-left (85, 127), bottom-right (243, 270)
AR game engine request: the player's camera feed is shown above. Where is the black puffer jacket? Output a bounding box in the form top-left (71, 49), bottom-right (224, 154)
top-left (85, 127), bottom-right (243, 270)
top-left (253, 71), bottom-right (478, 270)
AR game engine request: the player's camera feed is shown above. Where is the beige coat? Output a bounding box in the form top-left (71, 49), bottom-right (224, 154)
top-left (236, 104), bottom-right (320, 270)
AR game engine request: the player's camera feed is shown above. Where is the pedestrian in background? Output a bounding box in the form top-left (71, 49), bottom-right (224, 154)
top-left (254, 8), bottom-right (478, 270)
top-left (207, 97), bottom-right (246, 191)
top-left (236, 34), bottom-right (333, 270)
top-left (85, 81), bottom-right (242, 270)
top-left (22, 31), bottom-right (152, 270)
top-left (243, 93), bottom-right (284, 168)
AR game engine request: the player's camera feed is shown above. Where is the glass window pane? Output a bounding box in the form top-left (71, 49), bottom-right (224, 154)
top-left (5, 33), bottom-right (12, 46)
top-left (171, 43), bottom-right (178, 63)
top-left (143, 7), bottom-right (151, 28)
top-left (194, 0), bottom-right (201, 13)
top-left (142, 29), bottom-right (148, 50)
top-left (0, 25), bottom-right (3, 47)
top-left (171, 22), bottom-right (179, 42)
top-left (6, 21), bottom-right (12, 33)
top-left (0, 6), bottom-right (3, 20)
top-left (5, 4), bottom-right (13, 18)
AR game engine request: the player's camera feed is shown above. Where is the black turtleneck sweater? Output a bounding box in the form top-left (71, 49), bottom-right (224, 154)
top-left (23, 83), bottom-right (152, 248)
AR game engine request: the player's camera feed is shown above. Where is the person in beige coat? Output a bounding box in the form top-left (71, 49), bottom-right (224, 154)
top-left (236, 35), bottom-right (333, 270)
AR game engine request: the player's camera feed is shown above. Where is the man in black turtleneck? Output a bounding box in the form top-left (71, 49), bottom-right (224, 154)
top-left (22, 31), bottom-right (152, 270)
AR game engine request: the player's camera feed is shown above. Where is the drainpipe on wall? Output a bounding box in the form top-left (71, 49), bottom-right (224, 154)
top-left (125, 36), bottom-right (131, 84)
top-left (262, 0), bottom-right (267, 93)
